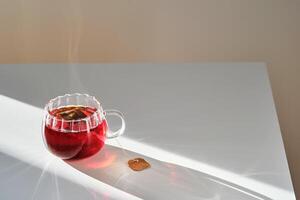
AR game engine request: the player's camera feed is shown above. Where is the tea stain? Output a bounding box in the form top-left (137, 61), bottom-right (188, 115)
top-left (128, 158), bottom-right (151, 171)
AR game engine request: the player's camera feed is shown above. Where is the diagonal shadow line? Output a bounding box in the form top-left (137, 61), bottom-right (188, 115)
top-left (66, 145), bottom-right (270, 200)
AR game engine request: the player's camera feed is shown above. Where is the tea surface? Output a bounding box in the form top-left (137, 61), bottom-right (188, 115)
top-left (51, 106), bottom-right (95, 120)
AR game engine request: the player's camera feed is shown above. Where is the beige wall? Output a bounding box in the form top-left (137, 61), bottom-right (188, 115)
top-left (0, 0), bottom-right (299, 197)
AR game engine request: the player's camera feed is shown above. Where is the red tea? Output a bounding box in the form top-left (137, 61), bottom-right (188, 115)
top-left (44, 106), bottom-right (107, 160)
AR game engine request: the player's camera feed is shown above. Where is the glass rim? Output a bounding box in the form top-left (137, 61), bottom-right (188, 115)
top-left (45, 93), bottom-right (104, 123)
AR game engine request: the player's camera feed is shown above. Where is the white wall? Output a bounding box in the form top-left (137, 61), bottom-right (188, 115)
top-left (0, 0), bottom-right (299, 197)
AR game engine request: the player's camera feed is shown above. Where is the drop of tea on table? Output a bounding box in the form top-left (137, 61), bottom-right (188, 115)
top-left (128, 158), bottom-right (151, 171)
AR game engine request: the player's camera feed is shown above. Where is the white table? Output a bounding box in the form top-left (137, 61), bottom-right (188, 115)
top-left (0, 64), bottom-right (295, 199)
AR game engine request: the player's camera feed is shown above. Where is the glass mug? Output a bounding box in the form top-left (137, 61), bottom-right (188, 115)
top-left (42, 93), bottom-right (125, 160)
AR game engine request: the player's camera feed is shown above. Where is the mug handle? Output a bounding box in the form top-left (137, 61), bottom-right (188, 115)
top-left (104, 109), bottom-right (126, 139)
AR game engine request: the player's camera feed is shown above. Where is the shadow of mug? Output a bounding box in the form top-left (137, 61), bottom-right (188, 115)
top-left (66, 145), bottom-right (269, 200)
